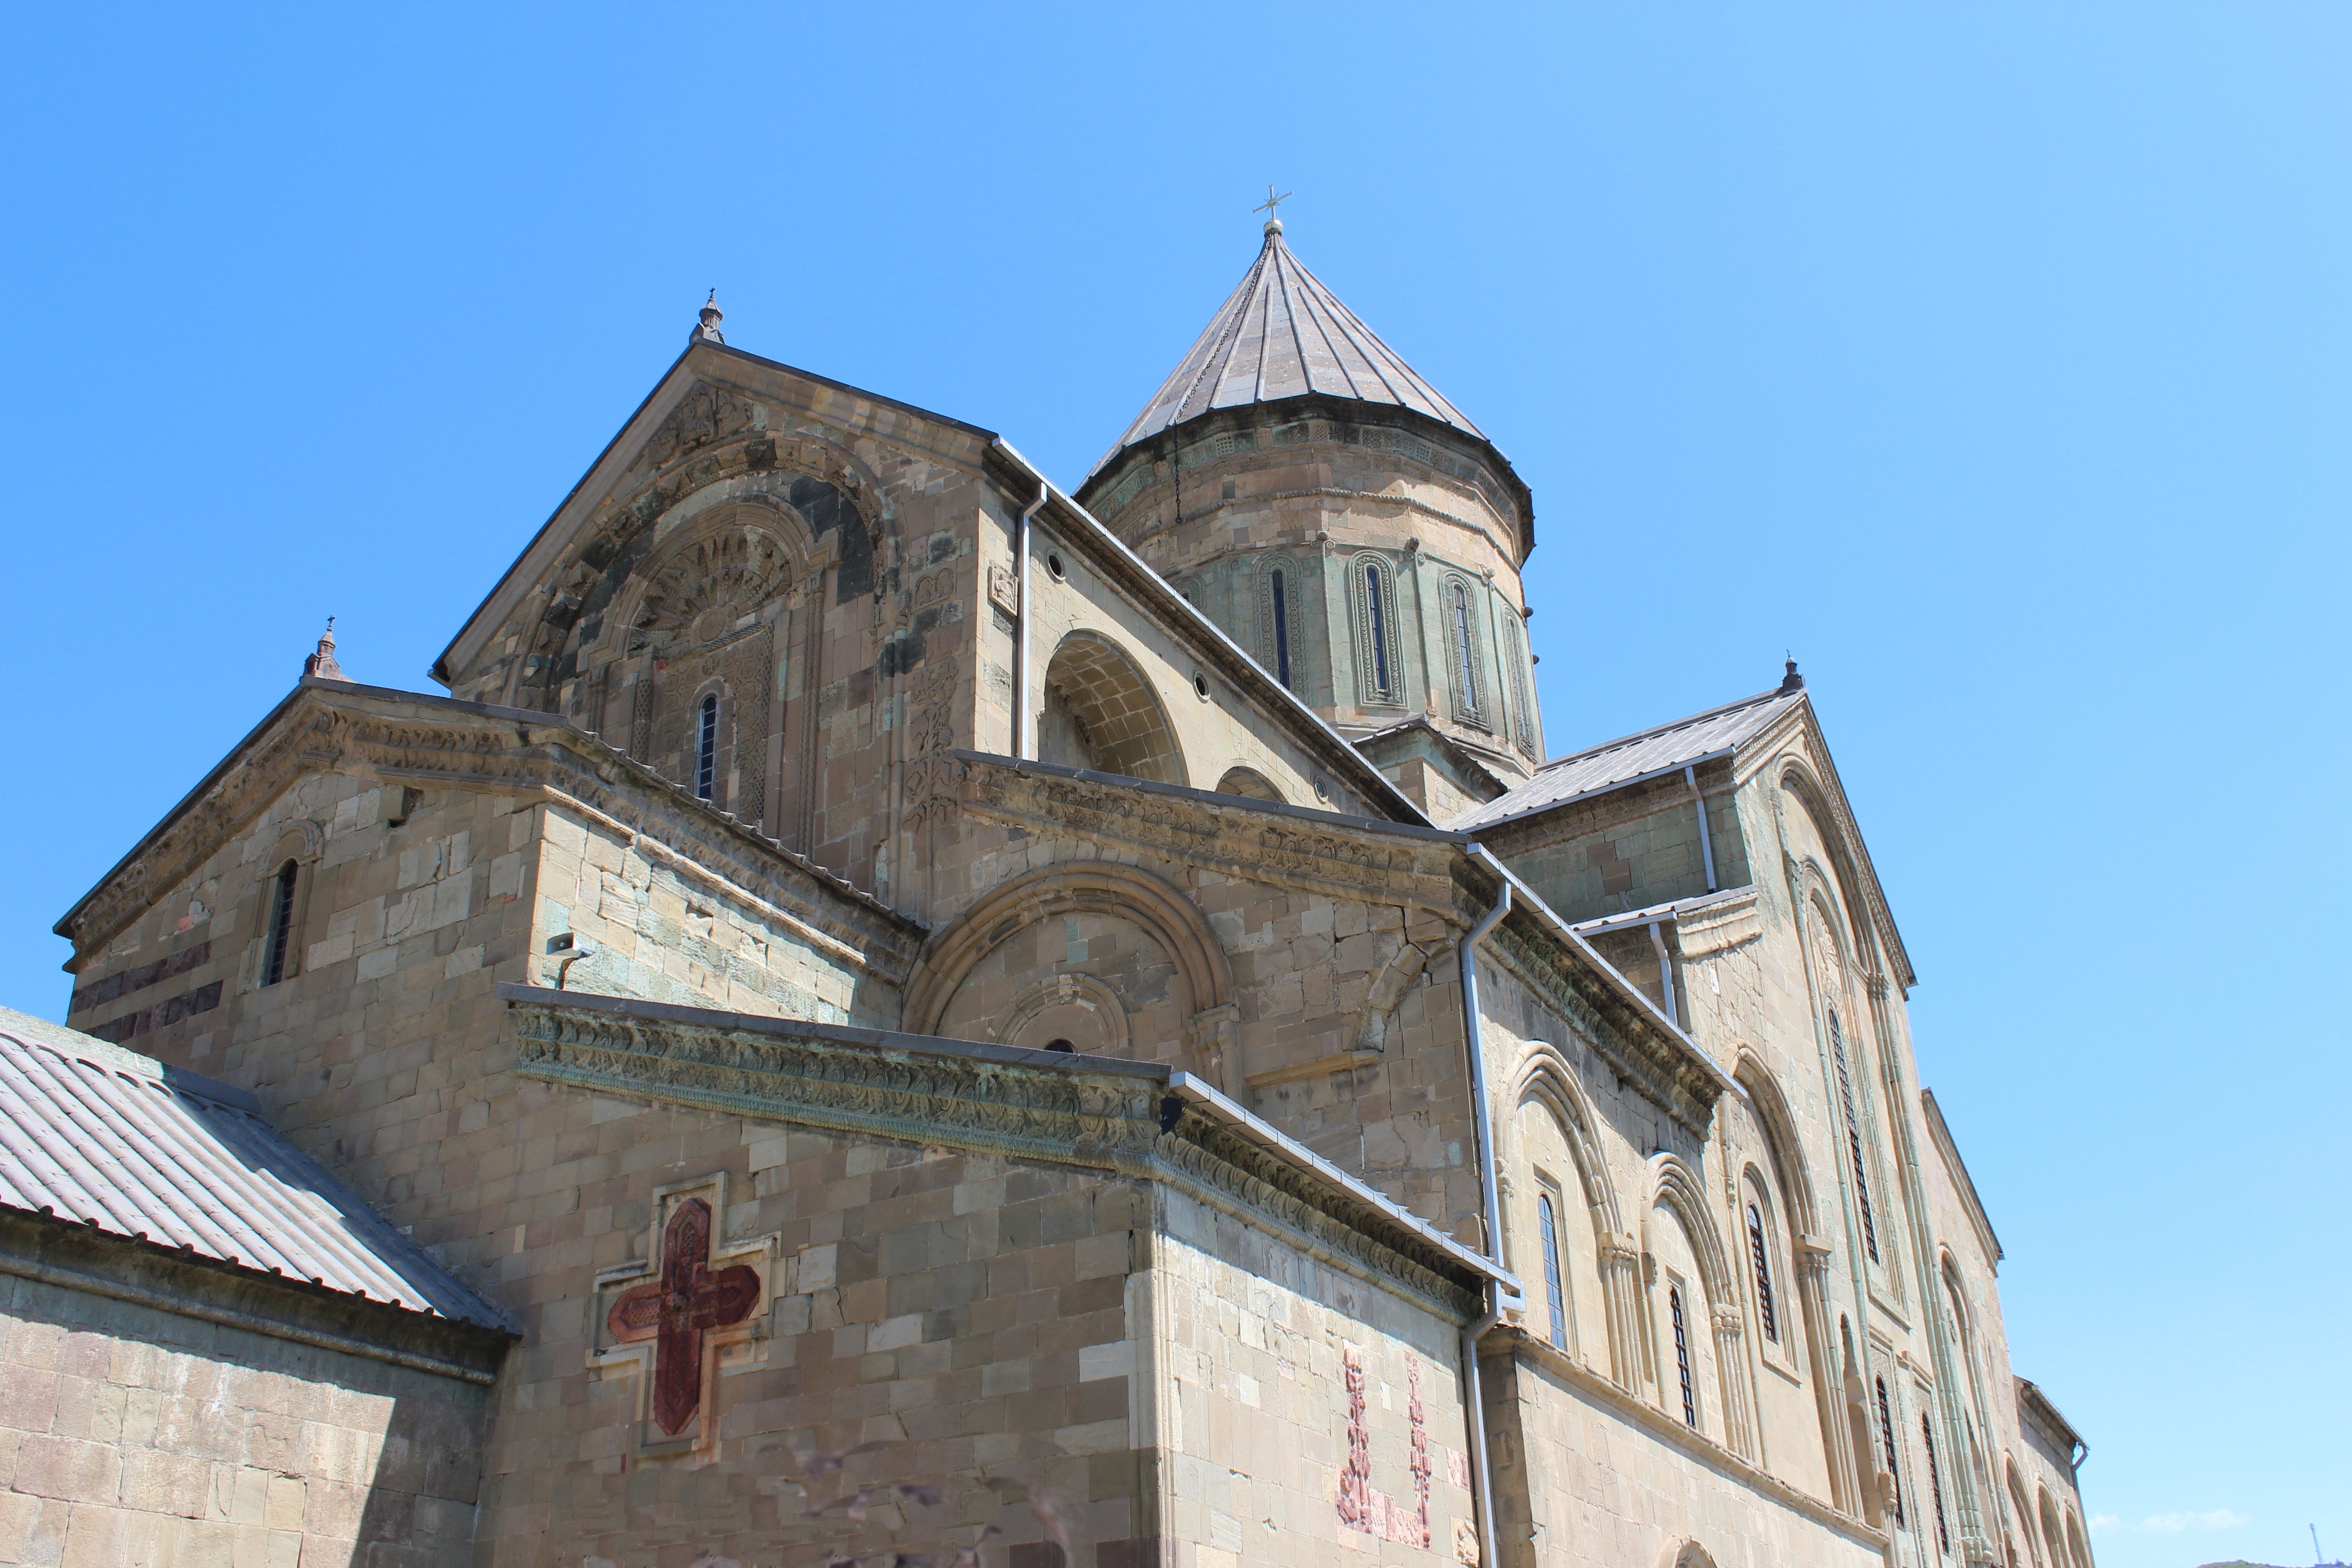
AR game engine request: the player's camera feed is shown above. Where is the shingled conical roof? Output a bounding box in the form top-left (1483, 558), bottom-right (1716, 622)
top-left (1090, 223), bottom-right (1487, 478)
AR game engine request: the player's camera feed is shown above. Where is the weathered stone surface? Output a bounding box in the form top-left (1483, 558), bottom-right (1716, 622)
top-left (27, 308), bottom-right (2091, 1568)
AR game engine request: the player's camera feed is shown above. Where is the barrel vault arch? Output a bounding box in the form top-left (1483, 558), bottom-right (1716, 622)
top-left (1040, 629), bottom-right (1188, 785)
top-left (902, 861), bottom-right (1238, 1090)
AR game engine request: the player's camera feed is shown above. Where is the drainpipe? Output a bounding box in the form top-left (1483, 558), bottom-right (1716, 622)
top-left (1458, 1287), bottom-right (1505, 1568)
top-left (1686, 764), bottom-right (1717, 892)
top-left (1459, 851), bottom-right (1511, 1258)
top-left (1457, 843), bottom-right (1514, 1568)
top-left (1013, 483), bottom-right (1047, 759)
top-left (1646, 920), bottom-right (1678, 1028)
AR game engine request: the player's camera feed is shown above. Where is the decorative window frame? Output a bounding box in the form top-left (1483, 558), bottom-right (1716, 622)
top-left (1348, 554), bottom-right (1405, 707)
top-left (1444, 575), bottom-right (1488, 728)
top-left (1255, 557), bottom-right (1305, 694)
top-left (1665, 1275), bottom-right (1701, 1430)
top-left (1741, 1168), bottom-right (1802, 1378)
top-left (689, 676), bottom-right (733, 810)
top-left (1533, 1174), bottom-right (1575, 1355)
top-left (250, 821), bottom-right (323, 992)
top-left (1504, 610), bottom-right (1536, 755)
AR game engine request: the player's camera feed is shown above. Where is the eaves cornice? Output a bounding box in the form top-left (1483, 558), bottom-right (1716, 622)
top-left (54, 680), bottom-right (926, 978)
top-left (500, 984), bottom-right (1509, 1319)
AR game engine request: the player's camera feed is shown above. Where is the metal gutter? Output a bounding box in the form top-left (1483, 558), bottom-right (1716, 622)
top-left (1462, 847), bottom-right (1743, 1101)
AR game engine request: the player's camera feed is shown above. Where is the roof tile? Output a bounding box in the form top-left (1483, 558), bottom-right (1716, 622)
top-left (0, 1006), bottom-right (513, 1332)
top-left (1451, 687), bottom-right (1804, 831)
top-left (1091, 229), bottom-right (1485, 477)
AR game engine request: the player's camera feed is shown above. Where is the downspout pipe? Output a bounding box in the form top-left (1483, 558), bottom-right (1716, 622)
top-left (1012, 483), bottom-right (1047, 760)
top-left (1646, 920), bottom-right (1678, 1028)
top-left (1459, 1289), bottom-right (1505, 1568)
top-left (1457, 845), bottom-right (1513, 1568)
top-left (1460, 863), bottom-right (1511, 1256)
top-left (1686, 764), bottom-right (1718, 892)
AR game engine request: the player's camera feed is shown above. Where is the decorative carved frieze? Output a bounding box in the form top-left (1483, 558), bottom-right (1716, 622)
top-left (504, 991), bottom-right (1486, 1318)
top-left (1480, 904), bottom-right (1726, 1134)
top-left (951, 754), bottom-right (1454, 907)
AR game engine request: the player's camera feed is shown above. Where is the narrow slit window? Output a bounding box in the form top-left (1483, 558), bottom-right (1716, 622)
top-left (1271, 569), bottom-right (1292, 690)
top-left (1451, 582), bottom-right (1479, 715)
top-left (1537, 1192), bottom-right (1568, 1351)
top-left (1831, 1010), bottom-right (1882, 1263)
top-left (1507, 616), bottom-right (1534, 752)
top-left (1876, 1376), bottom-right (1905, 1527)
top-left (696, 695), bottom-right (719, 801)
top-left (1747, 1203), bottom-right (1779, 1343)
top-left (1668, 1286), bottom-right (1697, 1428)
top-left (1923, 1412), bottom-right (1950, 1555)
top-left (1365, 563), bottom-right (1390, 695)
top-left (263, 860), bottom-right (298, 987)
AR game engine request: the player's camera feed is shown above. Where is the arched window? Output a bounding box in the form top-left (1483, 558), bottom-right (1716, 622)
top-left (1875, 1376), bottom-right (1905, 1527)
top-left (1830, 1009), bottom-right (1882, 1263)
top-left (1537, 1191), bottom-right (1568, 1351)
top-left (1448, 579), bottom-right (1484, 723)
top-left (263, 860), bottom-right (299, 987)
top-left (1351, 556), bottom-right (1399, 704)
top-left (1923, 1412), bottom-right (1950, 1556)
top-left (1668, 1285), bottom-right (1698, 1427)
top-left (1747, 1203), bottom-right (1779, 1343)
top-left (1505, 613), bottom-right (1535, 754)
top-left (696, 694), bottom-right (719, 801)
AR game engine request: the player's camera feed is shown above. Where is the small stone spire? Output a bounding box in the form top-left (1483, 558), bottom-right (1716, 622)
top-left (1779, 655), bottom-right (1804, 693)
top-left (691, 289), bottom-right (725, 346)
top-left (304, 617), bottom-right (346, 682)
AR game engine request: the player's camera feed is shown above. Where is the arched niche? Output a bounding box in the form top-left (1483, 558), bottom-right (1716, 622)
top-left (1039, 631), bottom-right (1188, 785)
top-left (1507, 1045), bottom-right (1619, 1367)
top-left (903, 862), bottom-right (1237, 1090)
top-left (1657, 1540), bottom-right (1720, 1568)
top-left (1733, 1045), bottom-right (1858, 1509)
top-left (1215, 766), bottom-right (1284, 803)
top-left (1645, 1152), bottom-right (1758, 1458)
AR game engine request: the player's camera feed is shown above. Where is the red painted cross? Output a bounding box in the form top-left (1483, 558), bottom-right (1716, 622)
top-left (606, 1197), bottom-right (762, 1436)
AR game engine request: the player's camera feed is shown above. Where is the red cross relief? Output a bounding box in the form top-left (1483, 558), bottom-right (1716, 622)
top-left (606, 1197), bottom-right (762, 1436)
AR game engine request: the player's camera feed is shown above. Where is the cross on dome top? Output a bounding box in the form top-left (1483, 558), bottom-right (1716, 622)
top-left (1254, 184), bottom-right (1294, 237)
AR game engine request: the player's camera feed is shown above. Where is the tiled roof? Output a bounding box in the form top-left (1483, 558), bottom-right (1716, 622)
top-left (0, 1006), bottom-right (513, 1332)
top-left (1451, 685), bottom-right (1805, 831)
top-left (1091, 227), bottom-right (1485, 476)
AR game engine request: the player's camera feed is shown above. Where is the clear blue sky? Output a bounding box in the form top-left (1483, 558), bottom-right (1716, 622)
top-left (2, 8), bottom-right (2344, 1562)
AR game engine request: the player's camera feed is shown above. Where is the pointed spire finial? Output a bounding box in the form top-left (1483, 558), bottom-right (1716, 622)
top-left (1780, 654), bottom-right (1803, 693)
top-left (691, 289), bottom-right (725, 346)
top-left (1253, 184), bottom-right (1294, 238)
top-left (304, 617), bottom-right (346, 682)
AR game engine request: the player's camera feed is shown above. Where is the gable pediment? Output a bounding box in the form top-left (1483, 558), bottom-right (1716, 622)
top-left (434, 342), bottom-right (993, 704)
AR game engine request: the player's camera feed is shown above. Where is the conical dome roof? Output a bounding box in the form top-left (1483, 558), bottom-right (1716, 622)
top-left (1090, 226), bottom-right (1487, 478)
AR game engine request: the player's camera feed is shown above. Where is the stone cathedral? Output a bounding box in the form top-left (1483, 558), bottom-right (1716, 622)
top-left (1, 217), bottom-right (2098, 1568)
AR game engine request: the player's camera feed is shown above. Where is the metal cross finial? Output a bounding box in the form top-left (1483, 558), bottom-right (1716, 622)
top-left (1254, 184), bottom-right (1294, 235)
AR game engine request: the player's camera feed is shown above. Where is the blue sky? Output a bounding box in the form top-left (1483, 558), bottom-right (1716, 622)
top-left (1, 7), bottom-right (2344, 1562)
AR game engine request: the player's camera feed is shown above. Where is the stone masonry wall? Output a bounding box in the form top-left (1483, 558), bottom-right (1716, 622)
top-left (524, 801), bottom-right (872, 1025)
top-left (1489, 761), bottom-right (1750, 929)
top-left (1489, 1348), bottom-right (1882, 1568)
top-left (472, 1093), bottom-right (1152, 1568)
top-left (0, 1271), bottom-right (487, 1568)
top-left (1152, 1183), bottom-right (1477, 1568)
